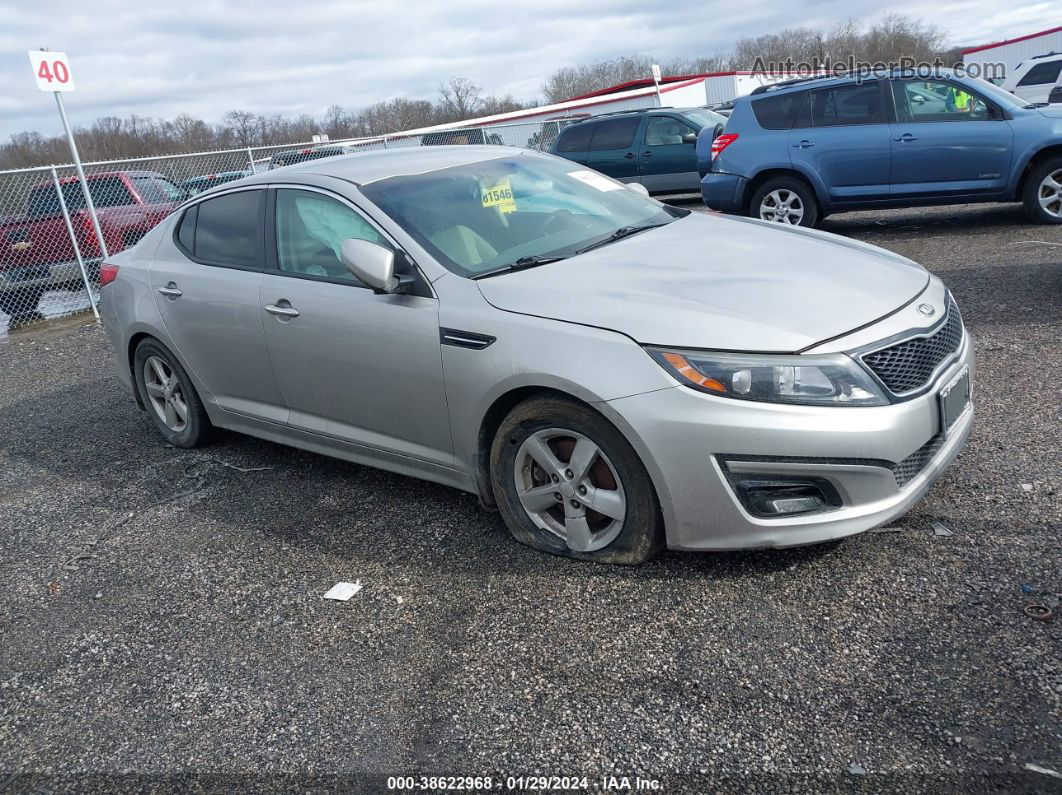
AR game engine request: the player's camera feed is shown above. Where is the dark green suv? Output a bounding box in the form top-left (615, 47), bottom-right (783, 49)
top-left (549, 107), bottom-right (726, 194)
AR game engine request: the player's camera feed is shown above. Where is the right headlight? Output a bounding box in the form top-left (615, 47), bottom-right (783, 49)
top-left (647, 348), bottom-right (888, 407)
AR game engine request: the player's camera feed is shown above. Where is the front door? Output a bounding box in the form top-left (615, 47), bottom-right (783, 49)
top-left (149, 187), bottom-right (288, 424)
top-left (888, 78), bottom-right (1013, 198)
top-left (639, 114), bottom-right (700, 193)
top-left (788, 81), bottom-right (892, 203)
top-left (585, 116), bottom-right (643, 182)
top-left (259, 187), bottom-right (452, 468)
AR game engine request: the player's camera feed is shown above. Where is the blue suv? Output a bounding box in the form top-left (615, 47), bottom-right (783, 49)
top-left (698, 70), bottom-right (1062, 226)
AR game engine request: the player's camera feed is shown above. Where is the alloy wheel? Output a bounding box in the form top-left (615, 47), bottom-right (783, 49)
top-left (143, 355), bottom-right (188, 433)
top-left (1038, 168), bottom-right (1062, 219)
top-left (513, 428), bottom-right (626, 552)
top-left (759, 189), bottom-right (805, 225)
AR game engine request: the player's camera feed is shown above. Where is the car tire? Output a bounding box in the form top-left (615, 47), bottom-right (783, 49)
top-left (489, 395), bottom-right (665, 565)
top-left (1021, 156), bottom-right (1062, 224)
top-left (133, 338), bottom-right (216, 448)
top-left (748, 177), bottom-right (820, 227)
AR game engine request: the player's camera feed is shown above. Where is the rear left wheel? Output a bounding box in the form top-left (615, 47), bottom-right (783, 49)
top-left (748, 176), bottom-right (819, 227)
top-left (133, 338), bottom-right (216, 448)
top-left (489, 395), bottom-right (664, 564)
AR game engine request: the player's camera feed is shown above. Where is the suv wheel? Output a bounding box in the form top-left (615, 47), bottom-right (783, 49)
top-left (133, 338), bottom-right (216, 448)
top-left (1022, 157), bottom-right (1062, 224)
top-left (749, 177), bottom-right (819, 227)
top-left (489, 396), bottom-right (665, 565)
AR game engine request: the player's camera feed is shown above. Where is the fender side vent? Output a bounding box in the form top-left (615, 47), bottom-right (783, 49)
top-left (440, 328), bottom-right (496, 350)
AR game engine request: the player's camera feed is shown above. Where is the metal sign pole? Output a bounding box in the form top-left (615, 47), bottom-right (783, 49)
top-left (53, 90), bottom-right (109, 260)
top-left (50, 166), bottom-right (99, 319)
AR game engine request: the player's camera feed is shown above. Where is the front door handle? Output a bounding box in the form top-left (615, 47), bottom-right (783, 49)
top-left (265, 303), bottom-right (300, 319)
top-left (793, 140), bottom-right (815, 149)
top-left (893, 133), bottom-right (919, 142)
top-left (157, 284), bottom-right (182, 298)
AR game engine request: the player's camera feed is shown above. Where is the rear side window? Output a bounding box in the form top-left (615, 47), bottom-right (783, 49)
top-left (1017, 61), bottom-right (1062, 87)
top-left (752, 92), bottom-right (806, 130)
top-left (177, 205), bottom-right (197, 253)
top-left (810, 82), bottom-right (884, 126)
top-left (555, 125), bottom-right (593, 152)
top-left (188, 190), bottom-right (262, 269)
top-left (589, 117), bottom-right (640, 151)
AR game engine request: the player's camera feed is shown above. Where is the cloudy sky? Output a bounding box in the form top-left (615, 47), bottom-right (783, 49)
top-left (0, 0), bottom-right (1058, 140)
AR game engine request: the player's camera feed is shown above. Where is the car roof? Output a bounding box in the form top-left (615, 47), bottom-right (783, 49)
top-left (748, 67), bottom-right (965, 98)
top-left (561, 106), bottom-right (706, 129)
top-left (238, 145), bottom-right (525, 186)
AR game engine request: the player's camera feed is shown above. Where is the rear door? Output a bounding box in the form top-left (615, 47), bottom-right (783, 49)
top-left (638, 114), bottom-right (700, 192)
top-left (149, 187), bottom-right (288, 423)
top-left (586, 116), bottom-right (643, 181)
top-left (788, 81), bottom-right (892, 202)
top-left (887, 78), bottom-right (1013, 198)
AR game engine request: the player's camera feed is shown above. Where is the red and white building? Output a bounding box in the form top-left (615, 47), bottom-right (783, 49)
top-left (962, 25), bottom-right (1062, 81)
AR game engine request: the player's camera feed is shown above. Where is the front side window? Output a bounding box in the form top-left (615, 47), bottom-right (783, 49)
top-left (588, 117), bottom-right (641, 151)
top-left (360, 154), bottom-right (679, 277)
top-left (644, 116), bottom-right (696, 146)
top-left (811, 82), bottom-right (884, 126)
top-left (1017, 61), bottom-right (1062, 87)
top-left (275, 189), bottom-right (389, 283)
top-left (891, 80), bottom-right (994, 122)
top-left (192, 190), bottom-right (261, 268)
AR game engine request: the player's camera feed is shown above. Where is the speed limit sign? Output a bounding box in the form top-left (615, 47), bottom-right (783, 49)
top-left (29, 51), bottom-right (75, 92)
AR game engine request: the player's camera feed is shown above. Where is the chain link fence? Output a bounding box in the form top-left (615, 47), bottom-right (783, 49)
top-left (0, 116), bottom-right (581, 337)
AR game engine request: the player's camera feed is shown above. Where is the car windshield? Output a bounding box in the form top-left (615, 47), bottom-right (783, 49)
top-left (360, 154), bottom-right (678, 277)
top-left (679, 108), bottom-right (727, 129)
top-left (962, 76), bottom-right (1025, 106)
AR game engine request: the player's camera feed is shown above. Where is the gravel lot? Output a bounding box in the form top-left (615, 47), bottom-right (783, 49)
top-left (1, 203), bottom-right (1059, 793)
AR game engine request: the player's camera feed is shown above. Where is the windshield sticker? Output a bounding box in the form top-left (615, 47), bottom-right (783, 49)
top-left (568, 170), bottom-right (623, 192)
top-left (481, 180), bottom-right (516, 213)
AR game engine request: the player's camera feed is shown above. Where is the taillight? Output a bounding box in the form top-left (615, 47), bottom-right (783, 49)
top-left (710, 133), bottom-right (739, 159)
top-left (98, 261), bottom-right (119, 287)
top-left (76, 211), bottom-right (99, 257)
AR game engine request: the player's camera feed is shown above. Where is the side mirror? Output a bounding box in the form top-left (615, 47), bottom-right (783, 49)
top-left (625, 182), bottom-right (650, 198)
top-left (681, 132), bottom-right (698, 144)
top-left (340, 238), bottom-right (408, 294)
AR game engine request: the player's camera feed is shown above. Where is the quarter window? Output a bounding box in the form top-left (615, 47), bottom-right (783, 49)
top-left (555, 125), bottom-right (593, 153)
top-left (1017, 61), bottom-right (1062, 87)
top-left (192, 190), bottom-right (261, 268)
top-left (274, 189), bottom-right (389, 283)
top-left (810, 83), bottom-right (884, 126)
top-left (588, 117), bottom-right (640, 150)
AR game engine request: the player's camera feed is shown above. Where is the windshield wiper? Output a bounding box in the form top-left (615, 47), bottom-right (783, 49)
top-left (471, 254), bottom-right (567, 280)
top-left (573, 222), bottom-right (670, 256)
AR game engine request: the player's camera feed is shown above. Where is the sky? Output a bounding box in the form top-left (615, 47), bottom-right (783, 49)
top-left (0, 0), bottom-right (1058, 140)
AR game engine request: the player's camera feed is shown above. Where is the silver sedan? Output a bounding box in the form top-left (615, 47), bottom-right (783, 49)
top-left (98, 146), bottom-right (974, 564)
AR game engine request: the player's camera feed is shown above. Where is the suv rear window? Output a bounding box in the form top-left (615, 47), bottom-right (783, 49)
top-left (751, 92), bottom-right (806, 130)
top-left (555, 125), bottom-right (593, 153)
top-left (1017, 61), bottom-right (1062, 87)
top-left (589, 117), bottom-right (640, 151)
top-left (810, 82), bottom-right (883, 126)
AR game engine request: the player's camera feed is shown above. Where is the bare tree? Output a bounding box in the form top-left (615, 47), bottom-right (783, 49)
top-left (437, 77), bottom-right (483, 121)
top-left (223, 110), bottom-right (259, 147)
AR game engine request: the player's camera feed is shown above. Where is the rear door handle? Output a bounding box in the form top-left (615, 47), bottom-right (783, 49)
top-left (265, 303), bottom-right (300, 318)
top-left (793, 140), bottom-right (815, 149)
top-left (893, 133), bottom-right (919, 142)
top-left (157, 284), bottom-right (182, 298)
top-left (624, 152), bottom-right (637, 159)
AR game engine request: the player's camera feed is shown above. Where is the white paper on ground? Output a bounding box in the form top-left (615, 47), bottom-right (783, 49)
top-left (323, 581), bottom-right (363, 601)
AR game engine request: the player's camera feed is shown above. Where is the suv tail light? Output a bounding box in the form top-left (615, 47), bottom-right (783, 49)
top-left (98, 261), bottom-right (119, 286)
top-left (76, 211), bottom-right (99, 257)
top-left (710, 133), bottom-right (739, 159)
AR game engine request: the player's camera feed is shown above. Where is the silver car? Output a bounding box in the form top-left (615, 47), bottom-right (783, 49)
top-left (98, 147), bottom-right (974, 564)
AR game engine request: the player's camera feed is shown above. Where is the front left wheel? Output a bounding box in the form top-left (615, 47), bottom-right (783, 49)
top-left (1022, 156), bottom-right (1062, 224)
top-left (489, 395), bottom-right (665, 564)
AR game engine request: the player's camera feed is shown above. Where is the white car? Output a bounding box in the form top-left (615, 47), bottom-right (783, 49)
top-left (1004, 53), bottom-right (1062, 104)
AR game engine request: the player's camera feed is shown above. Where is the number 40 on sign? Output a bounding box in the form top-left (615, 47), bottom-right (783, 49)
top-left (28, 51), bottom-right (76, 92)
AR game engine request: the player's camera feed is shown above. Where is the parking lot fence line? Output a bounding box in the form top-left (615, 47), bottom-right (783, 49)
top-left (49, 166), bottom-right (98, 320)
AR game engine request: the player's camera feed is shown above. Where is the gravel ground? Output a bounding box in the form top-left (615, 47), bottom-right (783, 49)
top-left (0, 203), bottom-right (1059, 794)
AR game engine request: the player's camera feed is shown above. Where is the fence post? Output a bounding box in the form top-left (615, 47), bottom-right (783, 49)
top-left (245, 148), bottom-right (256, 173)
top-left (50, 166), bottom-right (99, 320)
top-left (382, 135), bottom-right (389, 150)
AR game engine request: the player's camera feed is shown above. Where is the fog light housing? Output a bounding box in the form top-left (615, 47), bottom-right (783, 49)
top-left (733, 477), bottom-right (841, 518)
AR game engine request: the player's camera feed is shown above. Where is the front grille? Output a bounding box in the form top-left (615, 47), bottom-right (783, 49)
top-left (862, 297), bottom-right (963, 394)
top-left (891, 433), bottom-right (945, 488)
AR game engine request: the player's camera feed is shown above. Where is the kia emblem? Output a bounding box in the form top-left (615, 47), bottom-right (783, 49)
top-left (917, 303), bottom-right (935, 317)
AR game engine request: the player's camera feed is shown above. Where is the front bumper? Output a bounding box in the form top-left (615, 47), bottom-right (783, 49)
top-left (605, 336), bottom-right (975, 551)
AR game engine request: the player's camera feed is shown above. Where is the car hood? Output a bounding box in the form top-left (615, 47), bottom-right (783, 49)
top-left (476, 212), bottom-right (928, 352)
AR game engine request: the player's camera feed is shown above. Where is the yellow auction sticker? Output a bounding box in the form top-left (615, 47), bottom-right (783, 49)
top-left (481, 180), bottom-right (516, 213)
